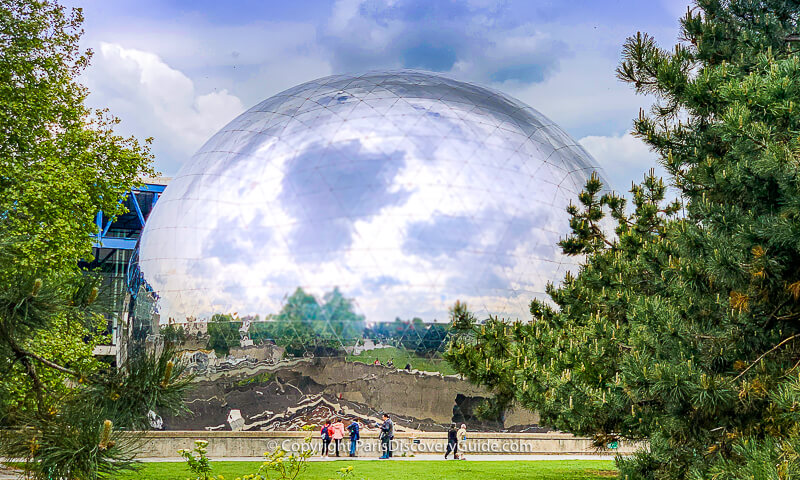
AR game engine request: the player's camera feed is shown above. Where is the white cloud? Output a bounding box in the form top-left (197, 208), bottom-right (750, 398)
top-left (322, 0), bottom-right (567, 83)
top-left (83, 43), bottom-right (245, 173)
top-left (579, 133), bottom-right (663, 193)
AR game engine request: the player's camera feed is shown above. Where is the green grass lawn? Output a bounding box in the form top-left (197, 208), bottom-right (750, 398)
top-left (346, 347), bottom-right (457, 375)
top-left (117, 460), bottom-right (617, 479)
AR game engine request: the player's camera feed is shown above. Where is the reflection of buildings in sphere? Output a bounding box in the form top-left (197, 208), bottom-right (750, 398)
top-left (139, 70), bottom-right (608, 324)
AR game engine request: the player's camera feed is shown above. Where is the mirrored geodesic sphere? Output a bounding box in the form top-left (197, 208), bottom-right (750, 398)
top-left (139, 70), bottom-right (607, 325)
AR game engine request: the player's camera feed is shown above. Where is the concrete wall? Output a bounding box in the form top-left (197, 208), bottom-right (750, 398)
top-left (133, 431), bottom-right (637, 458)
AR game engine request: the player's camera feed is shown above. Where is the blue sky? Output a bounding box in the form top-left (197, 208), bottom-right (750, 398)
top-left (66, 0), bottom-right (689, 192)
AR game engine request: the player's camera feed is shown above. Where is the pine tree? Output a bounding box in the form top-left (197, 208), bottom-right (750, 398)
top-left (446, 1), bottom-right (800, 478)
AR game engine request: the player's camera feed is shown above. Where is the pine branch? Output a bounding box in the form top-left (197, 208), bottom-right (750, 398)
top-left (732, 334), bottom-right (800, 382)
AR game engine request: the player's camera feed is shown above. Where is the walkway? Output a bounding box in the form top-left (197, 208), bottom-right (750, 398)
top-left (138, 454), bottom-right (616, 462)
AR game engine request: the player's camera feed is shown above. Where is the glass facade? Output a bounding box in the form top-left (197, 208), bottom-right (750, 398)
top-left (139, 70), bottom-right (607, 328)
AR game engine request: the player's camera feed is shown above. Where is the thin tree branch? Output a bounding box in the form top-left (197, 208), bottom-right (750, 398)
top-left (732, 334), bottom-right (800, 382)
top-left (22, 347), bottom-right (81, 378)
top-left (2, 326), bottom-right (81, 378)
top-left (18, 354), bottom-right (46, 416)
top-left (787, 355), bottom-right (800, 376)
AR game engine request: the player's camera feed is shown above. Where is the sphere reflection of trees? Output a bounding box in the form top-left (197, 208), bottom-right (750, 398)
top-left (202, 287), bottom-right (451, 363)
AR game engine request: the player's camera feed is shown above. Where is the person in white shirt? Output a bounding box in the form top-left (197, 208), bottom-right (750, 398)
top-left (456, 424), bottom-right (467, 460)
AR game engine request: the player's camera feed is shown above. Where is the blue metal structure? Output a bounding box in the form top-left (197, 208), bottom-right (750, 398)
top-left (82, 180), bottom-right (168, 357)
top-left (91, 183), bottom-right (166, 251)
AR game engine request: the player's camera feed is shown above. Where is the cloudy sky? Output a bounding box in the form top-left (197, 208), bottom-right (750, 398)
top-left (65, 0), bottom-right (689, 193)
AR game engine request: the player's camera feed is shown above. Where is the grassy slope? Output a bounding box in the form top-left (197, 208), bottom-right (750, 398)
top-left (346, 346), bottom-right (457, 375)
top-left (118, 460), bottom-right (617, 480)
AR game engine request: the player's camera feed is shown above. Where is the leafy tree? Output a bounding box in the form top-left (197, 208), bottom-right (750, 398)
top-left (274, 287), bottom-right (322, 324)
top-left (0, 0), bottom-right (154, 277)
top-left (416, 323), bottom-right (450, 356)
top-left (0, 2), bottom-right (191, 478)
top-left (320, 287), bottom-right (365, 341)
top-left (161, 323), bottom-right (187, 347)
top-left (259, 287), bottom-right (365, 356)
top-left (206, 313), bottom-right (241, 356)
top-left (270, 288), bottom-right (328, 356)
top-left (2, 301), bottom-right (109, 418)
top-left (0, 0), bottom-right (157, 414)
top-left (446, 1), bottom-right (800, 478)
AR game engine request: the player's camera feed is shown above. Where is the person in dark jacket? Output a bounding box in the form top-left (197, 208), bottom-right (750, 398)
top-left (320, 420), bottom-right (332, 457)
top-left (444, 423), bottom-right (458, 459)
top-left (379, 413), bottom-right (394, 459)
top-left (347, 420), bottom-right (360, 457)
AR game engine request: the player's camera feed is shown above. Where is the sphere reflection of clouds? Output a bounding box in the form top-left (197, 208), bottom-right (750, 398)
top-left (139, 70), bottom-right (607, 322)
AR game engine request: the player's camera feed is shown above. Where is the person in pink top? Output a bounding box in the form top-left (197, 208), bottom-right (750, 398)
top-left (331, 418), bottom-right (346, 457)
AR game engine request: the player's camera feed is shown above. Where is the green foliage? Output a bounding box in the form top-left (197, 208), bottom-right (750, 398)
top-left (320, 287), bottom-right (366, 341)
top-left (0, 0), bottom-right (154, 278)
top-left (0, 256), bottom-right (110, 420)
top-left (161, 324), bottom-right (187, 346)
top-left (252, 443), bottom-right (313, 480)
top-left (180, 438), bottom-right (314, 480)
top-left (235, 371), bottom-right (273, 387)
top-left (1, 344), bottom-right (193, 479)
top-left (206, 288), bottom-right (367, 357)
top-left (363, 316), bottom-right (442, 352)
top-left (1, 282), bottom-right (109, 418)
top-left (270, 287), bottom-right (365, 355)
top-left (179, 440), bottom-right (223, 480)
top-left (0, 2), bottom-right (192, 478)
top-left (334, 465), bottom-right (356, 479)
top-left (79, 347), bottom-right (194, 431)
top-left (207, 313), bottom-right (242, 356)
top-left (415, 323), bottom-right (450, 356)
top-left (0, 0), bottom-right (157, 421)
top-left (7, 416), bottom-right (139, 480)
top-left (703, 434), bottom-right (800, 479)
top-left (202, 293), bottom-right (451, 360)
top-left (446, 1), bottom-right (800, 478)
top-left (345, 346), bottom-right (456, 375)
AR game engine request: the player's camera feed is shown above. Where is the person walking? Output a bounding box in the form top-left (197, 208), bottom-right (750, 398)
top-left (457, 423), bottom-right (467, 460)
top-left (444, 423), bottom-right (458, 459)
top-left (379, 413), bottom-right (394, 459)
top-left (331, 418), bottom-right (345, 457)
top-left (320, 420), bottom-right (332, 458)
top-left (347, 420), bottom-right (360, 457)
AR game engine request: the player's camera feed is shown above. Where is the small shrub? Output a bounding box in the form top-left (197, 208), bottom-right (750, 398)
top-left (180, 436), bottom-right (316, 480)
top-left (178, 440), bottom-right (223, 480)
